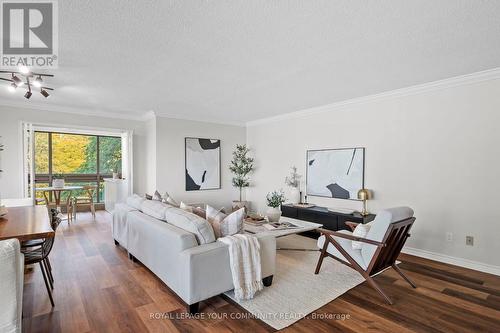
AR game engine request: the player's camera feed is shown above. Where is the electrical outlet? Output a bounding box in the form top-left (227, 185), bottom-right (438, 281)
top-left (466, 236), bottom-right (474, 246)
top-left (446, 232), bottom-right (453, 242)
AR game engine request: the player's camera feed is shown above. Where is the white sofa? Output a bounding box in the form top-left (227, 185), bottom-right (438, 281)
top-left (112, 198), bottom-right (276, 312)
top-left (0, 239), bottom-right (24, 333)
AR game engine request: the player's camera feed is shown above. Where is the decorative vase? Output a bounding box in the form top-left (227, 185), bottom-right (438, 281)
top-left (53, 179), bottom-right (65, 188)
top-left (289, 187), bottom-right (300, 205)
top-left (266, 206), bottom-right (282, 222)
top-left (232, 200), bottom-right (249, 214)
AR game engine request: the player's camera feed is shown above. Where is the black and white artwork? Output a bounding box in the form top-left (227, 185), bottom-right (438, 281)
top-left (185, 138), bottom-right (221, 191)
top-left (306, 148), bottom-right (364, 200)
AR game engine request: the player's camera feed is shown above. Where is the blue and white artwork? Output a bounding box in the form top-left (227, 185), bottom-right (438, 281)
top-left (306, 148), bottom-right (364, 200)
top-left (185, 138), bottom-right (221, 191)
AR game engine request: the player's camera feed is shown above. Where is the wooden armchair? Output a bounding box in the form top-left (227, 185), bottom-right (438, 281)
top-left (314, 207), bottom-right (416, 304)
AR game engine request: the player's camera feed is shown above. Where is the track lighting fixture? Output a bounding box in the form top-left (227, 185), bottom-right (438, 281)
top-left (11, 74), bottom-right (23, 87)
top-left (40, 89), bottom-right (50, 98)
top-left (0, 68), bottom-right (54, 99)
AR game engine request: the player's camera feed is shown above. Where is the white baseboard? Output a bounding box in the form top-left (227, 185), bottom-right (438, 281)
top-left (402, 247), bottom-right (500, 276)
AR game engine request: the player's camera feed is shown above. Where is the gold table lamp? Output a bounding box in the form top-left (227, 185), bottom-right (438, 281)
top-left (357, 189), bottom-right (372, 216)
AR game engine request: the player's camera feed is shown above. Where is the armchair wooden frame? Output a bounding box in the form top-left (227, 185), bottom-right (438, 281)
top-left (314, 217), bottom-right (416, 304)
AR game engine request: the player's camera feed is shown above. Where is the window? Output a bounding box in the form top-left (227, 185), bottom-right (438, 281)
top-left (34, 131), bottom-right (122, 203)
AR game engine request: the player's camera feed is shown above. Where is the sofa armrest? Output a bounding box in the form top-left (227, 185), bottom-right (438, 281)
top-left (178, 234), bottom-right (276, 304)
top-left (0, 239), bottom-right (24, 333)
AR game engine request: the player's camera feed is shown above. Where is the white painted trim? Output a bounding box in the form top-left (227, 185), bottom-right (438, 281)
top-left (154, 111), bottom-right (246, 127)
top-left (0, 100), bottom-right (147, 121)
top-left (247, 67), bottom-right (500, 126)
top-left (402, 246), bottom-right (500, 276)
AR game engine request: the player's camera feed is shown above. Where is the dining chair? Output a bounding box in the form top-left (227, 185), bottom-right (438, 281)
top-left (71, 185), bottom-right (97, 220)
top-left (314, 207), bottom-right (416, 305)
top-left (22, 209), bottom-right (61, 307)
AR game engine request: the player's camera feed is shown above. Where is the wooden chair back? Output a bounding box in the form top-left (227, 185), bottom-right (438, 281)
top-left (366, 217), bottom-right (415, 275)
top-left (82, 185), bottom-right (97, 201)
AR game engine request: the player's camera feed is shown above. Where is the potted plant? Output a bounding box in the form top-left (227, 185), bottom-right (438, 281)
top-left (52, 174), bottom-right (65, 188)
top-left (266, 189), bottom-right (286, 222)
top-left (229, 144), bottom-right (254, 213)
top-left (285, 166), bottom-right (301, 204)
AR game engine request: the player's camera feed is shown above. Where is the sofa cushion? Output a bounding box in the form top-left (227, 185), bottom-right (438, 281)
top-left (164, 206), bottom-right (215, 244)
top-left (206, 206), bottom-right (245, 239)
top-left (126, 194), bottom-right (146, 210)
top-left (140, 200), bottom-right (170, 220)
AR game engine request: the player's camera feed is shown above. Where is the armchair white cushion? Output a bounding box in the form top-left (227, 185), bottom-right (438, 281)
top-left (361, 207), bottom-right (414, 266)
top-left (317, 230), bottom-right (367, 269)
top-left (317, 207), bottom-right (414, 270)
top-left (0, 239), bottom-right (24, 333)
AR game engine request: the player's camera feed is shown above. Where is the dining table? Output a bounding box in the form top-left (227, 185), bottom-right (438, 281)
top-left (0, 205), bottom-right (54, 242)
top-left (35, 186), bottom-right (83, 221)
top-left (35, 186), bottom-right (83, 207)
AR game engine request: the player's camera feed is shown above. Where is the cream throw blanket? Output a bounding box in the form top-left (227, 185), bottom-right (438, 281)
top-left (218, 234), bottom-right (263, 300)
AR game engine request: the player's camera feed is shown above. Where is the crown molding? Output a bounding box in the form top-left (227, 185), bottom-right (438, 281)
top-left (154, 111), bottom-right (246, 127)
top-left (246, 67), bottom-right (500, 127)
top-left (0, 99), bottom-right (148, 121)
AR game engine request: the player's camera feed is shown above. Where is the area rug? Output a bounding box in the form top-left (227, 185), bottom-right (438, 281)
top-left (224, 235), bottom-right (365, 330)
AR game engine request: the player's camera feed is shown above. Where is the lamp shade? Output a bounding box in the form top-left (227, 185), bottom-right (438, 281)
top-left (357, 189), bottom-right (372, 201)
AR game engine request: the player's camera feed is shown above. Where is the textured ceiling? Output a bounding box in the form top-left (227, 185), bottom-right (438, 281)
top-left (1, 0), bottom-right (500, 124)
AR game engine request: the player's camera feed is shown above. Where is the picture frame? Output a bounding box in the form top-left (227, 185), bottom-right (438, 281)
top-left (306, 147), bottom-right (365, 200)
top-left (185, 137), bottom-right (221, 191)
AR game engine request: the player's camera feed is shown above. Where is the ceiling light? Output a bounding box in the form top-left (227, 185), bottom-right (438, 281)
top-left (19, 65), bottom-right (30, 74)
top-left (1, 71), bottom-right (54, 99)
top-left (11, 74), bottom-right (23, 86)
top-left (33, 76), bottom-right (43, 87)
top-left (40, 89), bottom-right (50, 98)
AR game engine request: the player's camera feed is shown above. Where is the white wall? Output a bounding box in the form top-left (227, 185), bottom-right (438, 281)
top-left (247, 77), bottom-right (500, 269)
top-left (153, 117), bottom-right (246, 210)
top-left (0, 106), bottom-right (149, 198)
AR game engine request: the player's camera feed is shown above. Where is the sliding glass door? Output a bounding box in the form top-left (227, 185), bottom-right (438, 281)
top-left (33, 131), bottom-right (122, 203)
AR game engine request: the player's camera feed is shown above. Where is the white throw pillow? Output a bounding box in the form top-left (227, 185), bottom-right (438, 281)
top-left (164, 206), bottom-right (215, 244)
top-left (161, 192), bottom-right (179, 207)
top-left (153, 190), bottom-right (162, 201)
top-left (206, 205), bottom-right (245, 239)
top-left (352, 223), bottom-right (372, 250)
top-left (180, 201), bottom-right (193, 212)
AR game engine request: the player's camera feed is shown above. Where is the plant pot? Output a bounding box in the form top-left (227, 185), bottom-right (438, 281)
top-left (266, 206), bottom-right (282, 222)
top-left (53, 179), bottom-right (65, 188)
top-left (289, 187), bottom-right (300, 205)
top-left (232, 200), bottom-right (249, 214)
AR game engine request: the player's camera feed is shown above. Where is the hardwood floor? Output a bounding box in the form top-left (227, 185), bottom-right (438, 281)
top-left (22, 211), bottom-right (500, 333)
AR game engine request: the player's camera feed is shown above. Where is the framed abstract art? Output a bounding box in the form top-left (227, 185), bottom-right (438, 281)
top-left (306, 147), bottom-right (365, 200)
top-left (185, 137), bottom-right (221, 191)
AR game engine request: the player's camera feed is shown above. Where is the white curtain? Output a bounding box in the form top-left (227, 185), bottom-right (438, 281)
top-left (121, 130), bottom-right (134, 195)
top-left (21, 122), bottom-right (35, 201)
